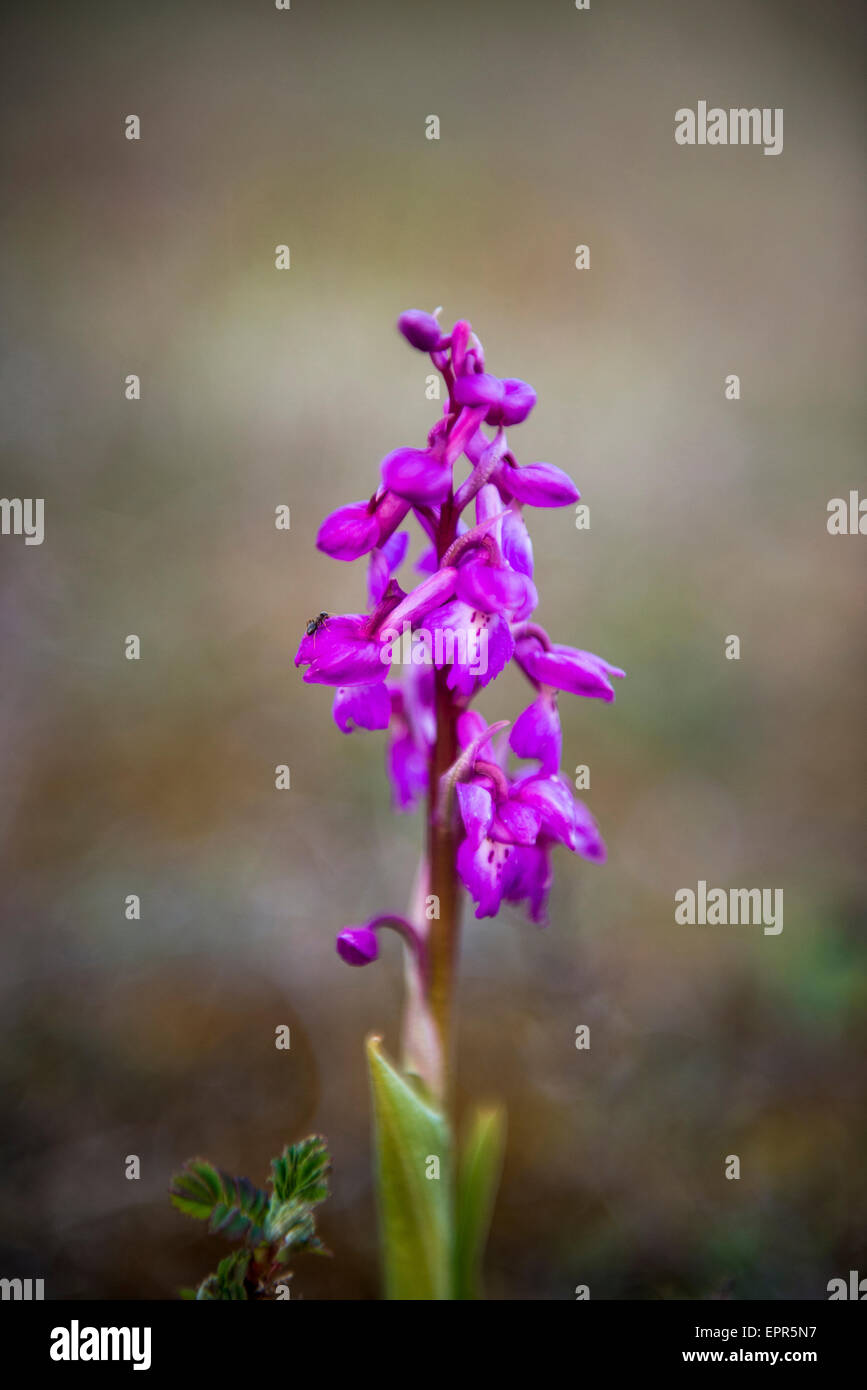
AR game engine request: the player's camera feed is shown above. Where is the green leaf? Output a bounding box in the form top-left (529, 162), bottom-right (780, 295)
top-left (269, 1135), bottom-right (330, 1208)
top-left (454, 1106), bottom-right (506, 1300)
top-left (266, 1201), bottom-right (327, 1259)
top-left (365, 1034), bottom-right (453, 1300)
top-left (195, 1249), bottom-right (251, 1301)
top-left (169, 1159), bottom-right (270, 1244)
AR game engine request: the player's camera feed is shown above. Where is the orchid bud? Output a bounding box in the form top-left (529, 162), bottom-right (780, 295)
top-left (397, 309), bottom-right (443, 352)
top-left (454, 372), bottom-right (505, 409)
top-left (501, 461), bottom-right (580, 508)
top-left (490, 377), bottom-right (537, 426)
top-left (317, 500), bottom-right (380, 561)
top-left (336, 925), bottom-right (380, 966)
top-left (381, 446), bottom-right (451, 505)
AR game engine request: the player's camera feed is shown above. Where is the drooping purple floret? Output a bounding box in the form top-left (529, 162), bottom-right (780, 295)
top-left (514, 631), bottom-right (626, 702)
top-left (336, 925), bottom-right (380, 966)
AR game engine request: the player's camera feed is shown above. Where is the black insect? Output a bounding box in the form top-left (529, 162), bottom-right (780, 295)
top-left (305, 611), bottom-right (330, 637)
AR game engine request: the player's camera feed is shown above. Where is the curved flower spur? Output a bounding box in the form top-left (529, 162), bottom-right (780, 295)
top-left (295, 308), bottom-right (624, 1299)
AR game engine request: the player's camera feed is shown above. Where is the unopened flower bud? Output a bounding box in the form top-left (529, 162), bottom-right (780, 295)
top-left (336, 925), bottom-right (380, 966)
top-left (397, 309), bottom-right (443, 352)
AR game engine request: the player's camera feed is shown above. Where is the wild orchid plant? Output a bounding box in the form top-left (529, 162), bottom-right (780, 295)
top-left (296, 309), bottom-right (624, 1300)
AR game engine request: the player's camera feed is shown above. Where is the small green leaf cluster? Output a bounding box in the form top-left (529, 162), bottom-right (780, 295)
top-left (170, 1135), bottom-right (331, 1299)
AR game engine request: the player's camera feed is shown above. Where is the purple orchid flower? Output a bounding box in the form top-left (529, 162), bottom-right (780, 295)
top-left (296, 307), bottom-right (624, 1100)
top-left (452, 731), bottom-right (605, 922)
top-left (425, 600), bottom-right (514, 697)
top-left (317, 490), bottom-right (410, 562)
top-left (295, 613), bottom-right (390, 687)
top-left (295, 573), bottom-right (455, 688)
top-left (332, 681), bottom-right (392, 733)
top-left (514, 625), bottom-right (626, 702)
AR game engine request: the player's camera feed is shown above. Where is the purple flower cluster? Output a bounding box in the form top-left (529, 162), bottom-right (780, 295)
top-left (295, 308), bottom-right (624, 944)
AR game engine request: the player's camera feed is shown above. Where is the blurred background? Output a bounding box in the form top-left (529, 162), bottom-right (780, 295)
top-left (0, 0), bottom-right (865, 1299)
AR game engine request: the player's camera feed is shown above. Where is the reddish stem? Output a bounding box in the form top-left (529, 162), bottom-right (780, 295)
top-left (425, 494), bottom-right (462, 1099)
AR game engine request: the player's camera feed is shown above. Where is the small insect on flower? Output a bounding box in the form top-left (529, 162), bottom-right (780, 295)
top-left (305, 612), bottom-right (330, 637)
